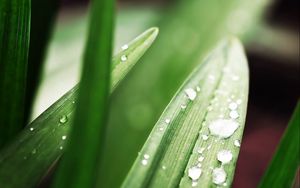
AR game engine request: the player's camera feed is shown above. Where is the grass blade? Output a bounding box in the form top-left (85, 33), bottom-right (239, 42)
top-left (0, 0), bottom-right (31, 147)
top-left (122, 37), bottom-right (248, 188)
top-left (259, 101), bottom-right (300, 188)
top-left (25, 0), bottom-right (60, 124)
top-left (0, 27), bottom-right (158, 188)
top-left (52, 0), bottom-right (115, 186)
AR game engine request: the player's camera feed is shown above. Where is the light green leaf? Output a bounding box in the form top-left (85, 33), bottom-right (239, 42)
top-left (0, 0), bottom-right (31, 147)
top-left (0, 27), bottom-right (158, 188)
top-left (259, 101), bottom-right (300, 188)
top-left (122, 37), bottom-right (248, 188)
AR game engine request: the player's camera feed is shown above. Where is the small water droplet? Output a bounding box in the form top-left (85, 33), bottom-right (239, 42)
top-left (212, 167), bottom-right (227, 185)
top-left (197, 147), bottom-right (205, 154)
top-left (202, 134), bottom-right (209, 141)
top-left (62, 135), bottom-right (67, 140)
top-left (32, 149), bottom-right (37, 154)
top-left (165, 118), bottom-right (171, 124)
top-left (23, 156), bottom-right (27, 160)
top-left (121, 55), bottom-right (127, 62)
top-left (141, 159), bottom-right (148, 165)
top-left (229, 110), bottom-right (239, 119)
top-left (223, 182), bottom-right (228, 186)
top-left (196, 86), bottom-right (201, 92)
top-left (159, 127), bottom-right (164, 131)
top-left (208, 75), bottom-right (215, 81)
top-left (59, 115), bottom-right (68, 124)
top-left (198, 156), bottom-right (205, 162)
top-left (72, 101), bottom-right (76, 104)
top-left (121, 44), bottom-right (128, 50)
top-left (228, 102), bottom-right (238, 110)
top-left (29, 127), bottom-right (34, 131)
top-left (144, 154), bottom-right (150, 159)
top-left (192, 181), bottom-right (198, 187)
top-left (234, 140), bottom-right (241, 147)
top-left (236, 99), bottom-right (242, 105)
top-left (185, 88), bottom-right (197, 101)
top-left (188, 166), bottom-right (202, 180)
top-left (197, 163), bottom-right (202, 167)
top-left (208, 119), bottom-right (239, 138)
top-left (59, 146), bottom-right (63, 150)
top-left (162, 165), bottom-right (167, 170)
top-left (217, 150), bottom-right (233, 164)
top-left (181, 104), bottom-right (187, 109)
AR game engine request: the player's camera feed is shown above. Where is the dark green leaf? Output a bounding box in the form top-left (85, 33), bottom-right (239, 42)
top-left (259, 101), bottom-right (300, 188)
top-left (0, 0), bottom-right (31, 147)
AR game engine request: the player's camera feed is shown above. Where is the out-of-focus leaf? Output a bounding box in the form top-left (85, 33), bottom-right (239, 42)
top-left (0, 28), bottom-right (158, 188)
top-left (0, 0), bottom-right (31, 147)
top-left (259, 101), bottom-right (300, 188)
top-left (122, 37), bottom-right (248, 188)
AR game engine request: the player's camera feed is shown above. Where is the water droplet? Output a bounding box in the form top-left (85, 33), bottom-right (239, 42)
top-left (196, 86), bottom-right (201, 92)
top-left (228, 102), bottom-right (238, 110)
top-left (141, 159), bottom-right (148, 165)
top-left (121, 55), bottom-right (127, 62)
top-left (62, 135), bottom-right (67, 140)
top-left (208, 119), bottom-right (239, 138)
top-left (162, 165), bottom-right (167, 170)
top-left (198, 156), bottom-right (205, 162)
top-left (212, 167), bottom-right (227, 185)
top-left (159, 127), bottom-right (164, 131)
top-left (165, 118), bottom-right (171, 124)
top-left (32, 149), bottom-right (37, 154)
top-left (202, 134), bottom-right (209, 141)
top-left (144, 154), bottom-right (150, 159)
top-left (181, 104), bottom-right (187, 109)
top-left (192, 181), bottom-right (198, 187)
top-left (229, 110), bottom-right (239, 119)
top-left (72, 101), bottom-right (76, 104)
top-left (223, 182), bottom-right (228, 186)
top-left (236, 99), bottom-right (242, 105)
top-left (29, 127), bottom-right (34, 131)
top-left (185, 88), bottom-right (197, 101)
top-left (59, 115), bottom-right (68, 124)
top-left (188, 166), bottom-right (202, 180)
top-left (208, 75), bottom-right (215, 81)
top-left (59, 146), bottom-right (63, 150)
top-left (121, 44), bottom-right (128, 50)
top-left (197, 147), bottom-right (205, 154)
top-left (217, 150), bottom-right (233, 164)
top-left (234, 140), bottom-right (241, 147)
top-left (197, 163), bottom-right (202, 167)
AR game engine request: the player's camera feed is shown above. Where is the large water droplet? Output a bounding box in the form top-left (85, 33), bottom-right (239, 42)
top-left (208, 119), bottom-right (239, 138)
top-left (212, 167), bottom-right (227, 185)
top-left (188, 166), bottom-right (202, 180)
top-left (185, 88), bottom-right (197, 101)
top-left (59, 115), bottom-right (68, 124)
top-left (217, 150), bottom-right (233, 164)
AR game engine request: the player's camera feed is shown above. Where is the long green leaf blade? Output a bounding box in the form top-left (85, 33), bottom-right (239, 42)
top-left (0, 27), bottom-right (158, 188)
top-left (259, 101), bottom-right (300, 188)
top-left (0, 0), bottom-right (31, 147)
top-left (122, 37), bottom-right (248, 187)
top-left (52, 0), bottom-right (115, 186)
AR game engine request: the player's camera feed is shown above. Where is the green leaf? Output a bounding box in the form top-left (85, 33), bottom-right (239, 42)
top-left (98, 1), bottom-right (269, 186)
top-left (259, 101), bottom-right (300, 188)
top-left (25, 0), bottom-right (60, 124)
top-left (0, 0), bottom-right (31, 147)
top-left (52, 0), bottom-right (115, 187)
top-left (122, 37), bottom-right (249, 188)
top-left (0, 27), bottom-right (158, 188)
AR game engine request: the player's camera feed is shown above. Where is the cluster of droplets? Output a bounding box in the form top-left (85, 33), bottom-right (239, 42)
top-left (141, 154), bottom-right (150, 166)
top-left (120, 44), bottom-right (128, 63)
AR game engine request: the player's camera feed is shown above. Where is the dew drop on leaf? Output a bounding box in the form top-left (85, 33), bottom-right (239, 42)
top-left (59, 115), bottom-right (68, 124)
top-left (29, 127), bottom-right (34, 131)
top-left (121, 55), bottom-right (127, 62)
top-left (234, 139), bottom-right (241, 147)
top-left (185, 88), bottom-right (197, 101)
top-left (165, 118), bottom-right (171, 124)
top-left (229, 110), bottom-right (239, 119)
top-left (217, 150), bottom-right (233, 164)
top-left (198, 156), bottom-right (205, 162)
top-left (212, 167), bottom-right (227, 185)
top-left (143, 154), bottom-right (150, 159)
top-left (201, 134), bottom-right (209, 141)
top-left (228, 102), bottom-right (238, 110)
top-left (141, 159), bottom-right (148, 166)
top-left (121, 44), bottom-right (128, 50)
top-left (208, 119), bottom-right (239, 138)
top-left (32, 149), bottom-right (37, 154)
top-left (188, 166), bottom-right (202, 181)
top-left (62, 135), bottom-right (67, 140)
top-left (59, 146), bottom-right (63, 150)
